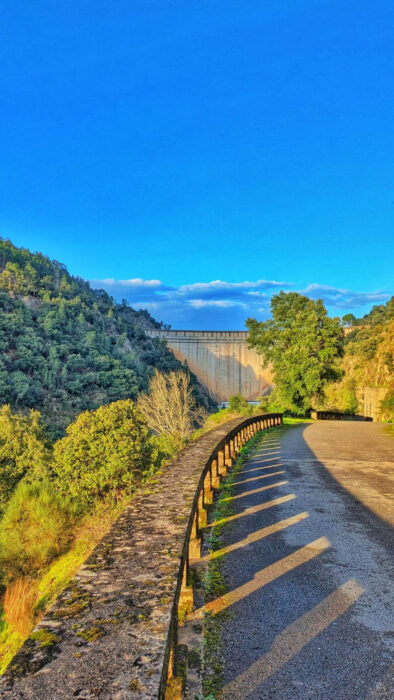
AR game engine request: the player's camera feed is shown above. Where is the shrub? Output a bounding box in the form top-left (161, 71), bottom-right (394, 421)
top-left (52, 400), bottom-right (156, 510)
top-left (152, 433), bottom-right (181, 465)
top-left (192, 395), bottom-right (261, 439)
top-left (228, 394), bottom-right (253, 415)
top-left (0, 481), bottom-right (76, 583)
top-left (342, 378), bottom-right (358, 414)
top-left (191, 407), bottom-right (236, 439)
top-left (0, 405), bottom-right (51, 515)
top-left (258, 390), bottom-right (289, 415)
top-left (138, 370), bottom-right (206, 446)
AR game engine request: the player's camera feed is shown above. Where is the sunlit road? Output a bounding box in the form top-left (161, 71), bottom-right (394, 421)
top-left (207, 422), bottom-right (394, 699)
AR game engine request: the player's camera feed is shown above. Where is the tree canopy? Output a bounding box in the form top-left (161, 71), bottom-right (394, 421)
top-left (326, 296), bottom-right (394, 419)
top-left (0, 405), bottom-right (51, 515)
top-left (246, 291), bottom-right (344, 414)
top-left (341, 313), bottom-right (357, 327)
top-left (0, 238), bottom-right (212, 436)
top-left (52, 400), bottom-right (157, 510)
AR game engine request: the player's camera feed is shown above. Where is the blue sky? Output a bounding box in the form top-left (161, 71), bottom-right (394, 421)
top-left (1, 0), bottom-right (393, 329)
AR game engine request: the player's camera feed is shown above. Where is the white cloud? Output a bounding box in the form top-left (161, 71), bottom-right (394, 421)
top-left (189, 299), bottom-right (247, 309)
top-left (90, 276), bottom-right (391, 329)
top-left (91, 278), bottom-right (171, 293)
top-left (179, 279), bottom-right (292, 294)
top-left (299, 284), bottom-right (389, 309)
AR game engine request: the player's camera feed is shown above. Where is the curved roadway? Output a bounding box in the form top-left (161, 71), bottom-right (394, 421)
top-left (209, 421), bottom-right (394, 699)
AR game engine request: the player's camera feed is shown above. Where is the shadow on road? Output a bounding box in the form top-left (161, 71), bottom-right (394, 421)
top-left (200, 423), bottom-right (394, 699)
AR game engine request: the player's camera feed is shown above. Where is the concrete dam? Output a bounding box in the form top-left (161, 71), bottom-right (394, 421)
top-left (147, 329), bottom-right (273, 403)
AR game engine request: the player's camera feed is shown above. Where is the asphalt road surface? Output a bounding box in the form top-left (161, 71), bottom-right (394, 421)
top-left (210, 421), bottom-right (394, 699)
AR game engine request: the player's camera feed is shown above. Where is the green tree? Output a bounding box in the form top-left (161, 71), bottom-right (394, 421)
top-left (228, 394), bottom-right (253, 415)
top-left (246, 292), bottom-right (344, 414)
top-left (0, 262), bottom-right (23, 293)
top-left (342, 377), bottom-right (358, 414)
top-left (380, 390), bottom-right (394, 422)
top-left (52, 400), bottom-right (156, 510)
top-left (0, 406), bottom-right (51, 514)
top-left (10, 371), bottom-right (31, 405)
top-left (342, 313), bottom-right (356, 327)
top-left (0, 238), bottom-right (213, 437)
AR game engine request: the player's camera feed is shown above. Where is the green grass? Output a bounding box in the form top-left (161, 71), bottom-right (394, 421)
top-left (202, 429), bottom-right (273, 698)
top-left (0, 545), bottom-right (92, 674)
top-left (0, 481), bottom-right (77, 583)
top-left (33, 541), bottom-right (96, 616)
top-left (192, 408), bottom-right (242, 440)
top-left (0, 616), bottom-right (24, 675)
top-left (283, 416), bottom-right (313, 425)
top-left (0, 499), bottom-right (124, 675)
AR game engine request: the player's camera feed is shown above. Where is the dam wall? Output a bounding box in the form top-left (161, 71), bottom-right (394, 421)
top-left (147, 330), bottom-right (273, 402)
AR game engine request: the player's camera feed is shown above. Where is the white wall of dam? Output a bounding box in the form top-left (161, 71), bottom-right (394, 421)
top-left (147, 330), bottom-right (273, 403)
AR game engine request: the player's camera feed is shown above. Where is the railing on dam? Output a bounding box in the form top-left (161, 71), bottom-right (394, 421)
top-left (0, 413), bottom-right (283, 700)
top-left (147, 329), bottom-right (250, 342)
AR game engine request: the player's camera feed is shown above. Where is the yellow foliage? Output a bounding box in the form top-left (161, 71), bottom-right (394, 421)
top-left (324, 320), bottom-right (394, 418)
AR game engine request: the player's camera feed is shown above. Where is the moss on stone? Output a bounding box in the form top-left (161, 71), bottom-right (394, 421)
top-left (188, 647), bottom-right (201, 669)
top-left (53, 600), bottom-right (89, 619)
top-left (76, 626), bottom-right (103, 642)
top-left (174, 514), bottom-right (188, 524)
top-left (30, 630), bottom-right (60, 648)
top-left (177, 600), bottom-right (192, 626)
top-left (160, 596), bottom-right (172, 606)
top-left (165, 676), bottom-right (183, 699)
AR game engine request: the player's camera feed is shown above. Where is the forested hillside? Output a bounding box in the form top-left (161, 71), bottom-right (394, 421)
top-left (325, 297), bottom-right (394, 418)
top-left (0, 239), bottom-right (211, 436)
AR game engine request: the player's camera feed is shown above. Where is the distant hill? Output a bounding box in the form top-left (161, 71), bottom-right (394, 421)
top-left (0, 239), bottom-right (212, 436)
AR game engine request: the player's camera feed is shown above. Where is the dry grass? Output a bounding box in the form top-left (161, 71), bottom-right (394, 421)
top-left (3, 578), bottom-right (37, 637)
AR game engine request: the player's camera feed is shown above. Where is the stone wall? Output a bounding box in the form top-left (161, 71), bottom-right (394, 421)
top-left (0, 413), bottom-right (282, 700)
top-left (147, 330), bottom-right (273, 402)
top-left (310, 410), bottom-right (372, 422)
top-left (363, 386), bottom-right (389, 422)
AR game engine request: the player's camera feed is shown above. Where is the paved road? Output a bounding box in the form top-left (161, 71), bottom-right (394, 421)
top-left (210, 422), bottom-right (394, 699)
